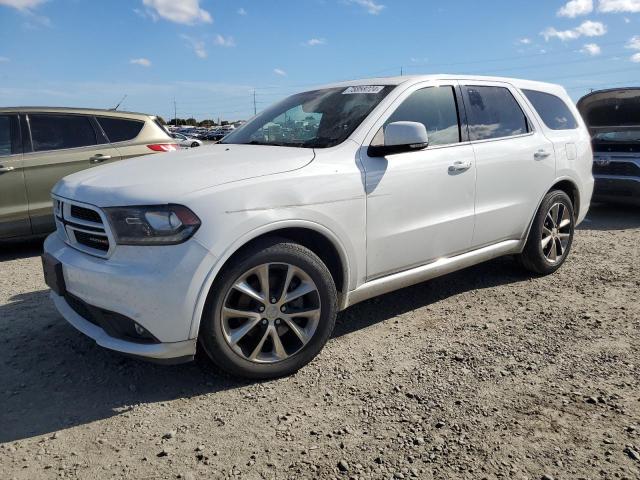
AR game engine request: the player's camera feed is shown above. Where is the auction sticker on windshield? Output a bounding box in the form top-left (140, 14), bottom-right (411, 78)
top-left (343, 86), bottom-right (385, 94)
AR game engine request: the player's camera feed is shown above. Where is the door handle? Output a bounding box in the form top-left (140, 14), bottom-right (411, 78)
top-left (0, 166), bottom-right (15, 174)
top-left (534, 150), bottom-right (551, 160)
top-left (89, 154), bottom-right (111, 164)
top-left (448, 160), bottom-right (472, 172)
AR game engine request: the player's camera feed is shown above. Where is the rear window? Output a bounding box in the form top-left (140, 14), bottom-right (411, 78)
top-left (464, 86), bottom-right (530, 141)
top-left (97, 117), bottom-right (144, 143)
top-left (523, 89), bottom-right (578, 130)
top-left (29, 114), bottom-right (97, 152)
top-left (0, 115), bottom-right (12, 156)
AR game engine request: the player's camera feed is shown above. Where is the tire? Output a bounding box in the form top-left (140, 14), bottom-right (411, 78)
top-left (199, 238), bottom-right (338, 379)
top-left (191, 142), bottom-right (199, 148)
top-left (519, 190), bottom-right (575, 275)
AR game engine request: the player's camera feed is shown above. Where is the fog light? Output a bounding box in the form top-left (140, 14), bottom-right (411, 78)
top-left (134, 323), bottom-right (148, 336)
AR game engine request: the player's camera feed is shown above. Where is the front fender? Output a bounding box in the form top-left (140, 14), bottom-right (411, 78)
top-left (188, 219), bottom-right (355, 339)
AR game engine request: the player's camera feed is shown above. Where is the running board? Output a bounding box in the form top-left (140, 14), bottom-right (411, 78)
top-left (344, 239), bottom-right (522, 308)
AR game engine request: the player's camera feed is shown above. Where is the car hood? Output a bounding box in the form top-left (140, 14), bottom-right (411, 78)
top-left (53, 144), bottom-right (315, 207)
top-left (577, 88), bottom-right (640, 132)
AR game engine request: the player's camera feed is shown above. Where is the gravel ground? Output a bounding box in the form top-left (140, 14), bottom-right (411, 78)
top-left (1, 203), bottom-right (639, 480)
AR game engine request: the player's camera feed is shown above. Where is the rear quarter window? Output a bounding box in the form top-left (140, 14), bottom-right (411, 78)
top-left (97, 117), bottom-right (145, 143)
top-left (523, 89), bottom-right (578, 130)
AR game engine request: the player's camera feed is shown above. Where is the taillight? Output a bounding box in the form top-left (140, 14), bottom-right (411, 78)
top-left (147, 143), bottom-right (179, 152)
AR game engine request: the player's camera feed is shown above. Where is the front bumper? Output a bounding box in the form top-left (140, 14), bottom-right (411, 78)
top-left (44, 231), bottom-right (216, 362)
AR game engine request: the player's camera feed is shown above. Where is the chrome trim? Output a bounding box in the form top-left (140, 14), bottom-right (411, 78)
top-left (52, 194), bottom-right (115, 258)
top-left (594, 174), bottom-right (640, 182)
top-left (345, 239), bottom-right (522, 308)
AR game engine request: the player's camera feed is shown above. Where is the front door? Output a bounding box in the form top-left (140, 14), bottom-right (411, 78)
top-left (23, 113), bottom-right (121, 234)
top-left (360, 83), bottom-right (476, 280)
top-left (0, 114), bottom-right (30, 239)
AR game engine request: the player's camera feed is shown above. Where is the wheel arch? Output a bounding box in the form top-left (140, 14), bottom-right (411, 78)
top-left (522, 177), bottom-right (581, 245)
top-left (189, 221), bottom-right (352, 339)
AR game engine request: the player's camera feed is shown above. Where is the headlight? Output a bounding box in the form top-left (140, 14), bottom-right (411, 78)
top-left (104, 205), bottom-right (201, 245)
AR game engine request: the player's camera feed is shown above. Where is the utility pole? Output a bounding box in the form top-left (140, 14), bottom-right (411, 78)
top-left (253, 89), bottom-right (257, 116)
top-left (173, 98), bottom-right (177, 128)
top-left (400, 66), bottom-right (403, 76)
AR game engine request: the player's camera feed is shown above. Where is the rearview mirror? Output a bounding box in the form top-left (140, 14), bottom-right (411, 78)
top-left (368, 121), bottom-right (429, 157)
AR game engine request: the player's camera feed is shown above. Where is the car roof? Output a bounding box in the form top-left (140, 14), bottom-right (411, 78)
top-left (0, 106), bottom-right (155, 119)
top-left (312, 74), bottom-right (566, 95)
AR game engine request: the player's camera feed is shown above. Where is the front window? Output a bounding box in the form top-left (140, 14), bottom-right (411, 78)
top-left (222, 86), bottom-right (393, 148)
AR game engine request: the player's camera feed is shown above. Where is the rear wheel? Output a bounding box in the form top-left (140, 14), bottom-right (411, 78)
top-left (191, 142), bottom-right (199, 148)
top-left (199, 239), bottom-right (337, 379)
top-left (519, 190), bottom-right (575, 275)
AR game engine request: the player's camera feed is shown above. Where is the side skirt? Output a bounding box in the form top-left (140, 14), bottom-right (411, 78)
top-left (343, 239), bottom-right (523, 309)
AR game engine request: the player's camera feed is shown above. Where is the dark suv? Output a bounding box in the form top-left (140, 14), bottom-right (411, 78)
top-left (578, 88), bottom-right (640, 205)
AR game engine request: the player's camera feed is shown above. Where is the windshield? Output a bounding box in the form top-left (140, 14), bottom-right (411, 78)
top-left (593, 130), bottom-right (640, 143)
top-left (222, 86), bottom-right (393, 148)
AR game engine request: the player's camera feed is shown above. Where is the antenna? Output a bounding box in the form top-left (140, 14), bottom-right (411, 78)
top-left (112, 94), bottom-right (127, 111)
top-left (253, 89), bottom-right (257, 115)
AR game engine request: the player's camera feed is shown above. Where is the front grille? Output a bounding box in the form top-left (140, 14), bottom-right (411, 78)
top-left (593, 160), bottom-right (640, 177)
top-left (70, 205), bottom-right (103, 224)
top-left (73, 231), bottom-right (110, 252)
top-left (53, 197), bottom-right (113, 257)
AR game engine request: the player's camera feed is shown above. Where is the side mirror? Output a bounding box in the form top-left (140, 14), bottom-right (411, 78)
top-left (368, 121), bottom-right (429, 157)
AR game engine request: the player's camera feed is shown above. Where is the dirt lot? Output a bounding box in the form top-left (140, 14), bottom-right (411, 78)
top-left (0, 204), bottom-right (638, 480)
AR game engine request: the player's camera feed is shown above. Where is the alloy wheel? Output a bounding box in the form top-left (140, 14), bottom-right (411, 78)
top-left (541, 202), bottom-right (571, 263)
top-left (220, 263), bottom-right (321, 363)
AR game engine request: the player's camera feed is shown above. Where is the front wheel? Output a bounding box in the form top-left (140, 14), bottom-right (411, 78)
top-left (519, 190), bottom-right (575, 275)
top-left (199, 239), bottom-right (337, 379)
top-left (191, 142), bottom-right (200, 148)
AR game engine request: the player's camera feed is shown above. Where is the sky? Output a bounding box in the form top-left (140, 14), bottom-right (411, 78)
top-left (1, 0), bottom-right (640, 121)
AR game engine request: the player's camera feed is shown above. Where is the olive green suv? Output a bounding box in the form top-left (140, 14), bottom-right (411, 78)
top-left (0, 107), bottom-right (177, 240)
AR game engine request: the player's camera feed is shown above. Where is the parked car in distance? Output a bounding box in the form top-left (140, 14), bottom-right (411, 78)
top-left (43, 75), bottom-right (593, 379)
top-left (577, 88), bottom-right (640, 205)
top-left (0, 107), bottom-right (178, 240)
top-left (171, 133), bottom-right (203, 148)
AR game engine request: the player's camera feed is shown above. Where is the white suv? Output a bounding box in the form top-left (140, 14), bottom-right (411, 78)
top-left (42, 75), bottom-right (594, 378)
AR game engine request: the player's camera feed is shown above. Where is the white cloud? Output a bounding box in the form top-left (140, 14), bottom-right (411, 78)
top-left (304, 38), bottom-right (326, 46)
top-left (180, 34), bottom-right (207, 58)
top-left (347, 0), bottom-right (385, 15)
top-left (542, 20), bottom-right (607, 41)
top-left (0, 56), bottom-right (9, 62)
top-left (626, 35), bottom-right (640, 49)
top-left (142, 0), bottom-right (212, 25)
top-left (130, 58), bottom-right (152, 67)
top-left (624, 16), bottom-right (631, 22)
top-left (625, 35), bottom-right (640, 61)
top-left (214, 34), bottom-right (236, 47)
top-left (273, 68), bottom-right (287, 76)
top-left (580, 43), bottom-right (602, 55)
top-left (0, 0), bottom-right (46, 10)
top-left (558, 0), bottom-right (593, 17)
top-left (237, 7), bottom-right (247, 15)
top-left (517, 38), bottom-right (532, 45)
top-left (598, 0), bottom-right (640, 12)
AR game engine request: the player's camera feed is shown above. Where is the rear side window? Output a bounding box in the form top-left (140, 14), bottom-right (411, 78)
top-left (383, 86), bottom-right (461, 146)
top-left (97, 117), bottom-right (144, 142)
top-left (464, 86), bottom-right (529, 141)
top-left (523, 89), bottom-right (578, 130)
top-left (29, 114), bottom-right (97, 152)
top-left (0, 115), bottom-right (14, 156)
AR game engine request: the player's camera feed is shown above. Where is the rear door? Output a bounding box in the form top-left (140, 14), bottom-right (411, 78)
top-left (23, 112), bottom-right (121, 234)
top-left (460, 82), bottom-right (556, 247)
top-left (0, 113), bottom-right (30, 239)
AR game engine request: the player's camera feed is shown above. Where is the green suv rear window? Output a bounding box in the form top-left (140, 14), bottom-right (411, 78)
top-left (97, 117), bottom-right (144, 143)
